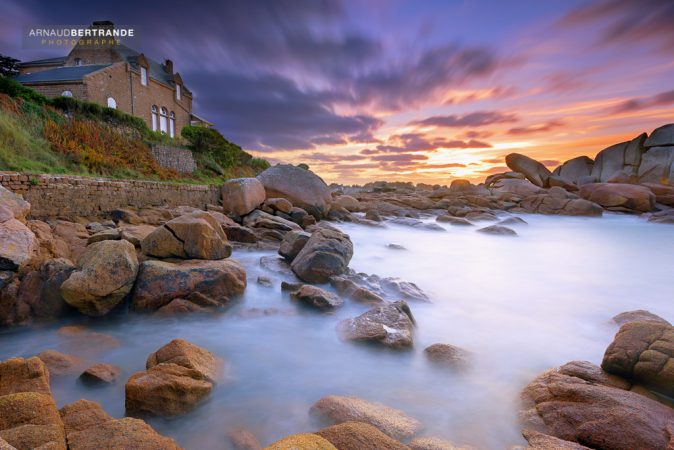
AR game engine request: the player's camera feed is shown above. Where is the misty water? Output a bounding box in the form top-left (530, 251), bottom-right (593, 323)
top-left (2, 213), bottom-right (674, 449)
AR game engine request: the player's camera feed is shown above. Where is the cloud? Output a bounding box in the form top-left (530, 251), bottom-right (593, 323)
top-left (507, 120), bottom-right (565, 135)
top-left (557, 0), bottom-right (674, 54)
top-left (421, 163), bottom-right (467, 169)
top-left (410, 111), bottom-right (518, 128)
top-left (371, 154), bottom-right (429, 162)
top-left (189, 71), bottom-right (384, 150)
top-left (609, 89), bottom-right (674, 114)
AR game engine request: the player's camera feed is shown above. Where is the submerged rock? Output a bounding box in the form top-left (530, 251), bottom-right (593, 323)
top-left (476, 225), bottom-right (517, 236)
top-left (79, 363), bottom-right (120, 385)
top-left (130, 259), bottom-right (246, 311)
top-left (291, 227), bottom-right (353, 283)
top-left (317, 421), bottom-right (410, 450)
top-left (290, 284), bottom-right (344, 310)
top-left (310, 395), bottom-right (423, 440)
top-left (337, 301), bottom-right (415, 349)
top-left (36, 350), bottom-right (83, 376)
top-left (61, 239), bottom-right (139, 316)
top-left (226, 426), bottom-right (262, 450)
top-left (436, 215), bottom-right (473, 226)
top-left (424, 344), bottom-right (471, 370)
top-left (612, 310), bottom-right (670, 326)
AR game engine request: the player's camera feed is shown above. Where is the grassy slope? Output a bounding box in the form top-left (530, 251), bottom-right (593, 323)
top-left (0, 77), bottom-right (268, 184)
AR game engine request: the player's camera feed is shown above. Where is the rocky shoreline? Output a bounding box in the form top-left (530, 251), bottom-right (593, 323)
top-left (0, 125), bottom-right (673, 449)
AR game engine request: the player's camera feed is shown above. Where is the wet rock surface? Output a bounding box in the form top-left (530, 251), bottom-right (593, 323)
top-left (337, 301), bottom-right (415, 349)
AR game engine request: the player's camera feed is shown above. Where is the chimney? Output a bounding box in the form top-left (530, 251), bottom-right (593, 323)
top-left (164, 59), bottom-right (173, 74)
top-left (91, 20), bottom-right (114, 30)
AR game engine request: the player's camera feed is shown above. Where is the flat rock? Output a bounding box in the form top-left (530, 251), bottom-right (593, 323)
top-left (579, 183), bottom-right (655, 213)
top-left (436, 215), bottom-right (473, 226)
top-left (476, 225), bottom-right (517, 236)
top-left (290, 285), bottom-right (344, 310)
top-left (130, 259), bottom-right (246, 311)
top-left (408, 436), bottom-right (472, 450)
top-left (79, 363), bottom-right (120, 385)
top-left (310, 395), bottom-right (423, 441)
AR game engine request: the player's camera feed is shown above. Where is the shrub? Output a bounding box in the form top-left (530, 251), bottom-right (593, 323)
top-left (0, 75), bottom-right (48, 104)
top-left (250, 157), bottom-right (270, 173)
top-left (182, 125), bottom-right (248, 170)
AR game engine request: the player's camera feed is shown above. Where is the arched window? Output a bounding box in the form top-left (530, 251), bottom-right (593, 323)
top-left (159, 107), bottom-right (168, 134)
top-left (74, 58), bottom-right (82, 66)
top-left (176, 84), bottom-right (181, 101)
top-left (169, 111), bottom-right (175, 138)
top-left (151, 105), bottom-right (158, 131)
top-left (107, 97), bottom-right (117, 109)
top-left (61, 90), bottom-right (73, 97)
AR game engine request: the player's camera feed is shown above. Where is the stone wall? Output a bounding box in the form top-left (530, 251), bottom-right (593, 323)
top-left (151, 145), bottom-right (197, 173)
top-left (0, 172), bottom-right (220, 220)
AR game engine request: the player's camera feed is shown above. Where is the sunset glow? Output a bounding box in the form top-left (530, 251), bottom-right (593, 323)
top-left (3, 0), bottom-right (673, 184)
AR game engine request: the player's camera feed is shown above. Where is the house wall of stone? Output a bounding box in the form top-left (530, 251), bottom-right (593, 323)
top-left (22, 82), bottom-right (87, 100)
top-left (0, 173), bottom-right (220, 220)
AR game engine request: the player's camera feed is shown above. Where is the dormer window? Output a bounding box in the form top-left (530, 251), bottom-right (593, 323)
top-left (140, 67), bottom-right (147, 86)
top-left (176, 84), bottom-right (181, 101)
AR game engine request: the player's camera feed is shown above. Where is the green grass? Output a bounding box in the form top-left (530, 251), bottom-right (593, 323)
top-left (0, 76), bottom-right (270, 185)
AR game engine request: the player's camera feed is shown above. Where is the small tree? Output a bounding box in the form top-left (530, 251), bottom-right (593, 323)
top-left (0, 54), bottom-right (20, 77)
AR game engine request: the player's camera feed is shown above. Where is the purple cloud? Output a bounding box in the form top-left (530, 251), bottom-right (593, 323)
top-left (410, 111), bottom-right (518, 128)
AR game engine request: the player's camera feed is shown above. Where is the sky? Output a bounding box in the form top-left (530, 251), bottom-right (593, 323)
top-left (1, 0), bottom-right (673, 184)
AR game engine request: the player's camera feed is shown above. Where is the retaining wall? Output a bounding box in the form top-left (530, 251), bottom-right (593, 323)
top-left (0, 172), bottom-right (220, 219)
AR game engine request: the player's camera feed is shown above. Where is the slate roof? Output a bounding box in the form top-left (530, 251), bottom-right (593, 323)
top-left (14, 64), bottom-right (110, 83)
top-left (17, 56), bottom-right (66, 67)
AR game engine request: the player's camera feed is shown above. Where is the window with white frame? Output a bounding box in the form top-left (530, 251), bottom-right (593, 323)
top-left (74, 58), bottom-right (82, 66)
top-left (169, 112), bottom-right (175, 138)
top-left (61, 90), bottom-right (73, 97)
top-left (107, 97), bottom-right (117, 109)
top-left (151, 105), bottom-right (158, 131)
top-left (176, 84), bottom-right (181, 101)
top-left (159, 107), bottom-right (168, 134)
top-left (140, 66), bottom-right (148, 86)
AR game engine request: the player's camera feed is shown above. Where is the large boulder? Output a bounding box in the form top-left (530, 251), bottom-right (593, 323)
top-left (638, 146), bottom-right (674, 185)
top-left (521, 430), bottom-right (591, 450)
top-left (602, 321), bottom-right (674, 397)
top-left (334, 195), bottom-right (362, 212)
top-left (578, 183), bottom-right (655, 212)
top-left (520, 361), bottom-right (674, 449)
top-left (337, 301), bottom-right (415, 349)
top-left (316, 421), bottom-right (410, 450)
top-left (61, 240), bottom-right (139, 316)
top-left (505, 153), bottom-right (553, 187)
top-left (0, 357), bottom-right (66, 450)
top-left (553, 156), bottom-right (594, 185)
top-left (291, 227), bottom-right (353, 283)
top-left (125, 363), bottom-right (212, 416)
top-left (0, 211), bottom-right (37, 271)
top-left (257, 164), bottom-right (332, 218)
top-left (491, 178), bottom-right (545, 197)
top-left (310, 395), bottom-right (423, 440)
top-left (221, 178), bottom-right (266, 216)
top-left (146, 339), bottom-right (221, 383)
top-left (644, 123), bottom-right (674, 147)
top-left (590, 134), bottom-right (646, 182)
top-left (131, 259), bottom-right (246, 311)
top-left (0, 185), bottom-right (30, 222)
top-left (141, 211), bottom-right (231, 260)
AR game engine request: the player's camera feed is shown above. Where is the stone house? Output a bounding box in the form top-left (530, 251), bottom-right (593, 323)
top-left (15, 21), bottom-right (211, 138)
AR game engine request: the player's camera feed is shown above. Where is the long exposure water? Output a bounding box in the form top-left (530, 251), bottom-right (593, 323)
top-left (1, 213), bottom-right (673, 449)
